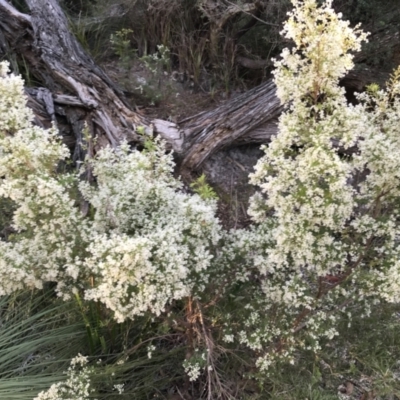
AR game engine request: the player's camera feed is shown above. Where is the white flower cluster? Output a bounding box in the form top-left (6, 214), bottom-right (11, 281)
top-left (250, 0), bottom-right (368, 279)
top-left (79, 140), bottom-right (221, 322)
top-left (147, 344), bottom-right (156, 359)
top-left (183, 351), bottom-right (207, 382)
top-left (34, 354), bottom-right (96, 400)
top-left (183, 360), bottom-right (202, 382)
top-left (0, 61), bottom-right (222, 322)
top-left (113, 384), bottom-right (124, 394)
top-left (273, 0), bottom-right (368, 105)
top-left (0, 62), bottom-right (89, 297)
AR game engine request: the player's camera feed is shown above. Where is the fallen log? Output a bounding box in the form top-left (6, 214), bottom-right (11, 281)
top-left (178, 80), bottom-right (282, 170)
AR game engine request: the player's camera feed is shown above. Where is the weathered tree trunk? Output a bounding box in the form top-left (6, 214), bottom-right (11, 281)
top-left (0, 0), bottom-right (149, 162)
top-left (178, 80), bottom-right (282, 170)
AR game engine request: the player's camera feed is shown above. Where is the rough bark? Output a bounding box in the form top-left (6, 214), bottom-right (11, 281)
top-left (0, 0), bottom-right (149, 162)
top-left (178, 80), bottom-right (282, 170)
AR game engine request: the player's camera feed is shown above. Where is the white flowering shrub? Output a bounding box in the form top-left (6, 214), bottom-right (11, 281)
top-left (241, 0), bottom-right (400, 370)
top-left (1, 0), bottom-right (400, 387)
top-left (0, 62), bottom-right (90, 297)
top-left (0, 61), bottom-right (222, 323)
top-left (34, 354), bottom-right (96, 400)
top-left (78, 140), bottom-right (221, 321)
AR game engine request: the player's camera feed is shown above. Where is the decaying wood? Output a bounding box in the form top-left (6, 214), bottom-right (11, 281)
top-left (179, 80), bottom-right (282, 170)
top-left (0, 0), bottom-right (149, 161)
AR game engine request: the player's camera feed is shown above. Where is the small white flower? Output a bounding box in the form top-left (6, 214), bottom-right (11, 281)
top-left (113, 383), bottom-right (124, 394)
